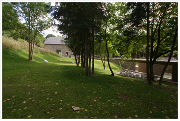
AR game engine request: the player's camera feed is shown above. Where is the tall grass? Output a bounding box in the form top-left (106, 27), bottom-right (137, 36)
top-left (2, 36), bottom-right (60, 57)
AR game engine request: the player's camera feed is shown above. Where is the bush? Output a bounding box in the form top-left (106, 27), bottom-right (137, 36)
top-left (40, 43), bottom-right (44, 48)
top-left (18, 38), bottom-right (25, 42)
top-left (2, 30), bottom-right (11, 37)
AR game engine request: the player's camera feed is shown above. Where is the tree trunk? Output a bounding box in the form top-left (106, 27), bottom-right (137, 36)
top-left (32, 35), bottom-right (35, 60)
top-left (150, 3), bottom-right (155, 81)
top-left (81, 46), bottom-right (84, 68)
top-left (85, 31), bottom-right (89, 76)
top-left (146, 2), bottom-right (152, 85)
top-left (74, 46), bottom-right (78, 66)
top-left (105, 28), bottom-right (114, 76)
top-left (88, 46), bottom-right (91, 76)
top-left (88, 38), bottom-right (91, 76)
top-left (92, 26), bottom-right (94, 74)
top-left (83, 45), bottom-right (85, 68)
top-left (28, 8), bottom-right (31, 61)
top-left (75, 54), bottom-right (77, 65)
top-left (31, 43), bottom-right (33, 60)
top-left (159, 28), bottom-right (177, 85)
top-left (30, 29), bottom-right (33, 60)
top-left (150, 24), bottom-right (154, 81)
top-left (78, 56), bottom-right (80, 66)
top-left (103, 56), bottom-right (105, 69)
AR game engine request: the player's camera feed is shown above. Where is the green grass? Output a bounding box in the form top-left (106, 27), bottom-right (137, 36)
top-left (2, 38), bottom-right (178, 119)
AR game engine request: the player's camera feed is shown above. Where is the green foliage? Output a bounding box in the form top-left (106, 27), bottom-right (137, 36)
top-left (46, 34), bottom-right (56, 39)
top-left (2, 2), bottom-right (19, 30)
top-left (53, 2), bottom-right (104, 50)
top-left (126, 2), bottom-right (178, 58)
top-left (127, 2), bottom-right (147, 27)
top-left (53, 2), bottom-right (105, 75)
top-left (2, 3), bottom-right (29, 41)
top-left (35, 33), bottom-right (46, 47)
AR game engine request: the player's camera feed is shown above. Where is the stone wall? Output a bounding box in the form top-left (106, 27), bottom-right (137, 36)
top-left (138, 62), bottom-right (172, 75)
top-left (121, 61), bottom-right (136, 71)
top-left (111, 59), bottom-right (136, 71)
top-left (44, 44), bottom-right (73, 57)
top-left (114, 59), bottom-right (177, 82)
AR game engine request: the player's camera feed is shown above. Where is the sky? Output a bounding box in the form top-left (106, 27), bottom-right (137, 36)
top-left (41, 2), bottom-right (63, 37)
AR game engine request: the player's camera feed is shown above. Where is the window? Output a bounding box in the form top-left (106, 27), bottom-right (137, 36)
top-left (66, 52), bottom-right (68, 56)
top-left (56, 50), bottom-right (61, 56)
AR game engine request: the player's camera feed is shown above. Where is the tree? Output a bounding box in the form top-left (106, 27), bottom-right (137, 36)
top-left (146, 2), bottom-right (152, 84)
top-left (102, 3), bottom-right (114, 76)
top-left (53, 2), bottom-right (104, 76)
top-left (12, 2), bottom-right (53, 61)
top-left (46, 34), bottom-right (56, 39)
top-left (126, 2), bottom-right (178, 85)
top-left (159, 27), bottom-right (177, 85)
top-left (2, 2), bottom-right (26, 40)
top-left (2, 2), bottom-right (20, 31)
top-left (149, 2), bottom-right (178, 84)
top-left (105, 2), bottom-right (147, 59)
top-left (35, 33), bottom-right (46, 47)
top-left (126, 2), bottom-right (152, 84)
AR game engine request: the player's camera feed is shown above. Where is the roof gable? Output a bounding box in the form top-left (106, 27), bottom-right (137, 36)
top-left (44, 37), bottom-right (65, 45)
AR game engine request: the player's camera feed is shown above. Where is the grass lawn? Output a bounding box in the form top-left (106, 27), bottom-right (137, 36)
top-left (2, 48), bottom-right (178, 119)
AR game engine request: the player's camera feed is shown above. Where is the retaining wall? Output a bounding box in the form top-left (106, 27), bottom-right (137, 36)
top-left (115, 59), bottom-right (178, 82)
top-left (138, 62), bottom-right (172, 75)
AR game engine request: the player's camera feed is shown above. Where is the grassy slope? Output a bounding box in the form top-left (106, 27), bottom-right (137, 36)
top-left (2, 38), bottom-right (178, 119)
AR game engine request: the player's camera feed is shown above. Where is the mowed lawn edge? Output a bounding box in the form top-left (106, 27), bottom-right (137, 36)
top-left (2, 48), bottom-right (178, 119)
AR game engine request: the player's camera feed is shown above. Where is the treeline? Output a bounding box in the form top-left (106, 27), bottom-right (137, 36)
top-left (53, 2), bottom-right (178, 85)
top-left (2, 2), bottom-right (46, 48)
top-left (53, 3), bottom-right (105, 76)
top-left (2, 2), bottom-right (54, 61)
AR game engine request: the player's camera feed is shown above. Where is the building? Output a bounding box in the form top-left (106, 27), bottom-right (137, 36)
top-left (44, 37), bottom-right (73, 57)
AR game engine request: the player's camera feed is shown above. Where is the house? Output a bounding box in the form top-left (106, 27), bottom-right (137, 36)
top-left (44, 37), bottom-right (73, 57)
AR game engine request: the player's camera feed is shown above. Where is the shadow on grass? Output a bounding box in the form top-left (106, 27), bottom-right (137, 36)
top-left (2, 48), bottom-right (178, 119)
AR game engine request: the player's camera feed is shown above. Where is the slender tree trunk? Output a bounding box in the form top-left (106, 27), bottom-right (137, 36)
top-left (150, 25), bottom-right (154, 81)
top-left (105, 27), bottom-right (114, 76)
top-left (92, 26), bottom-right (94, 74)
top-left (74, 46), bottom-right (78, 66)
top-left (83, 45), bottom-right (85, 68)
top-left (85, 31), bottom-right (89, 76)
top-left (78, 56), bottom-right (80, 66)
top-left (146, 2), bottom-right (152, 85)
top-left (103, 56), bottom-right (105, 69)
top-left (75, 54), bottom-right (77, 65)
top-left (32, 35), bottom-right (35, 60)
top-left (88, 37), bottom-right (91, 76)
top-left (31, 28), bottom-right (33, 60)
top-left (159, 28), bottom-right (177, 85)
top-left (81, 46), bottom-right (84, 67)
top-left (150, 3), bottom-right (155, 81)
top-left (28, 8), bottom-right (31, 61)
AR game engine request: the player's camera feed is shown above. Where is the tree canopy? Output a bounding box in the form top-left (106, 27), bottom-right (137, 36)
top-left (46, 34), bottom-right (56, 39)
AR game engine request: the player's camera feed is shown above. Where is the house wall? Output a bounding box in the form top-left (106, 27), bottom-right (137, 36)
top-left (44, 44), bottom-right (73, 57)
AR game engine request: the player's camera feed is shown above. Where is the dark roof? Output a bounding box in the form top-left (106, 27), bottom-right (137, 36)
top-left (44, 37), bottom-right (65, 45)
